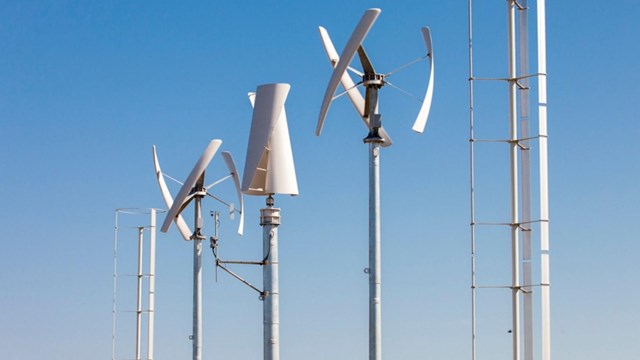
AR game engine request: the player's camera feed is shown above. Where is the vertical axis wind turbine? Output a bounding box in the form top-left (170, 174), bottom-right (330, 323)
top-left (152, 140), bottom-right (244, 360)
top-left (242, 83), bottom-right (298, 360)
top-left (316, 8), bottom-right (434, 360)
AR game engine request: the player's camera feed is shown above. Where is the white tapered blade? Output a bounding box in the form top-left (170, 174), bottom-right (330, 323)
top-left (243, 83), bottom-right (298, 196)
top-left (318, 25), bottom-right (393, 147)
top-left (152, 146), bottom-right (192, 240)
top-left (221, 151), bottom-right (244, 236)
top-left (161, 139), bottom-right (222, 233)
top-left (266, 96), bottom-right (299, 195)
top-left (317, 8), bottom-right (381, 136)
top-left (412, 27), bottom-right (434, 133)
top-left (318, 26), bottom-right (365, 117)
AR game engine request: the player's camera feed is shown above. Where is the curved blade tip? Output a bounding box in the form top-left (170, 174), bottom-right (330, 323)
top-left (421, 27), bottom-right (433, 55)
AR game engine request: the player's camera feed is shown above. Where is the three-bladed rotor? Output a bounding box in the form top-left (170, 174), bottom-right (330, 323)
top-left (317, 8), bottom-right (435, 140)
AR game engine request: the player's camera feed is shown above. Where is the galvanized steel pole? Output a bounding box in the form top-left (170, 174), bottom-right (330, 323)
top-left (365, 135), bottom-right (383, 360)
top-left (261, 196), bottom-right (281, 360)
top-left (192, 197), bottom-right (204, 360)
top-left (507, 2), bottom-right (521, 360)
top-left (517, 3), bottom-right (535, 360)
top-left (467, 2), bottom-right (477, 360)
top-left (148, 210), bottom-right (156, 360)
top-left (536, 1), bottom-right (551, 359)
top-left (135, 227), bottom-right (144, 360)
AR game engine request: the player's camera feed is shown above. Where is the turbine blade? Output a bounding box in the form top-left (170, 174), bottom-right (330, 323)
top-left (243, 83), bottom-right (298, 196)
top-left (318, 26), bottom-right (365, 117)
top-left (152, 146), bottom-right (192, 240)
top-left (318, 26), bottom-right (340, 65)
top-left (221, 151), bottom-right (245, 236)
top-left (174, 193), bottom-right (196, 219)
top-left (357, 45), bottom-right (376, 74)
top-left (317, 8), bottom-right (381, 136)
top-left (412, 27), bottom-right (435, 133)
top-left (161, 139), bottom-right (222, 233)
top-left (195, 172), bottom-right (205, 190)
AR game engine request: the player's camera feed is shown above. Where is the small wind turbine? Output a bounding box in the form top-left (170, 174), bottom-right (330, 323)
top-left (316, 8), bottom-right (434, 360)
top-left (243, 83), bottom-right (298, 360)
top-left (152, 140), bottom-right (243, 360)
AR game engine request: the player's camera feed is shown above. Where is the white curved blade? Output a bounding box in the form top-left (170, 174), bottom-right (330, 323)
top-left (161, 139), bottom-right (222, 233)
top-left (266, 98), bottom-right (298, 195)
top-left (412, 26), bottom-right (435, 133)
top-left (243, 83), bottom-right (298, 196)
top-left (318, 26), bottom-right (365, 117)
top-left (221, 151), bottom-right (244, 236)
top-left (317, 8), bottom-right (381, 136)
top-left (152, 146), bottom-right (192, 240)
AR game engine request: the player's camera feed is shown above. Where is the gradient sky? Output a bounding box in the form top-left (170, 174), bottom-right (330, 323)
top-left (1, 1), bottom-right (638, 359)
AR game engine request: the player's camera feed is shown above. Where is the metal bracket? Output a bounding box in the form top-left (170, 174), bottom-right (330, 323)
top-left (513, 0), bottom-right (528, 11)
top-left (515, 80), bottom-right (530, 90)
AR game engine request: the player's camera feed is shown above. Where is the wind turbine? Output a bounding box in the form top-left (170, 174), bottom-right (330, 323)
top-left (152, 140), bottom-right (243, 360)
top-left (243, 83), bottom-right (298, 360)
top-left (316, 8), bottom-right (434, 360)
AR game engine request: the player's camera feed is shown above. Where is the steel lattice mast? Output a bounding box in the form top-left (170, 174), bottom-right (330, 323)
top-left (468, 1), bottom-right (550, 360)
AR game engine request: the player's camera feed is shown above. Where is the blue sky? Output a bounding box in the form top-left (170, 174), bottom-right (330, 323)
top-left (1, 1), bottom-right (638, 359)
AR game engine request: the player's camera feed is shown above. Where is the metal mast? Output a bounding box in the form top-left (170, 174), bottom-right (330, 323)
top-left (360, 56), bottom-right (385, 360)
top-left (112, 208), bottom-right (160, 360)
top-left (367, 136), bottom-right (383, 360)
top-left (507, 3), bottom-right (521, 359)
top-left (136, 227), bottom-right (144, 360)
top-left (241, 83), bottom-right (298, 360)
top-left (536, 1), bottom-right (551, 359)
top-left (261, 195), bottom-right (281, 360)
top-left (148, 209), bottom-right (157, 360)
top-left (191, 185), bottom-right (206, 360)
top-left (468, 1), bottom-right (550, 360)
top-left (467, 2), bottom-right (477, 359)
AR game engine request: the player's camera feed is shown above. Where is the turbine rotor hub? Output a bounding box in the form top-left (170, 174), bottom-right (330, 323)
top-left (362, 73), bottom-right (385, 87)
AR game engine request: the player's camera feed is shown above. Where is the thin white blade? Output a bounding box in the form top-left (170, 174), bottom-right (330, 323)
top-left (152, 146), bottom-right (192, 240)
top-left (221, 151), bottom-right (244, 236)
top-left (317, 8), bottom-right (381, 136)
top-left (412, 27), bottom-right (435, 133)
top-left (161, 139), bottom-right (222, 233)
top-left (318, 26), bottom-right (366, 117)
top-left (266, 96), bottom-right (298, 195)
top-left (243, 83), bottom-right (298, 196)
